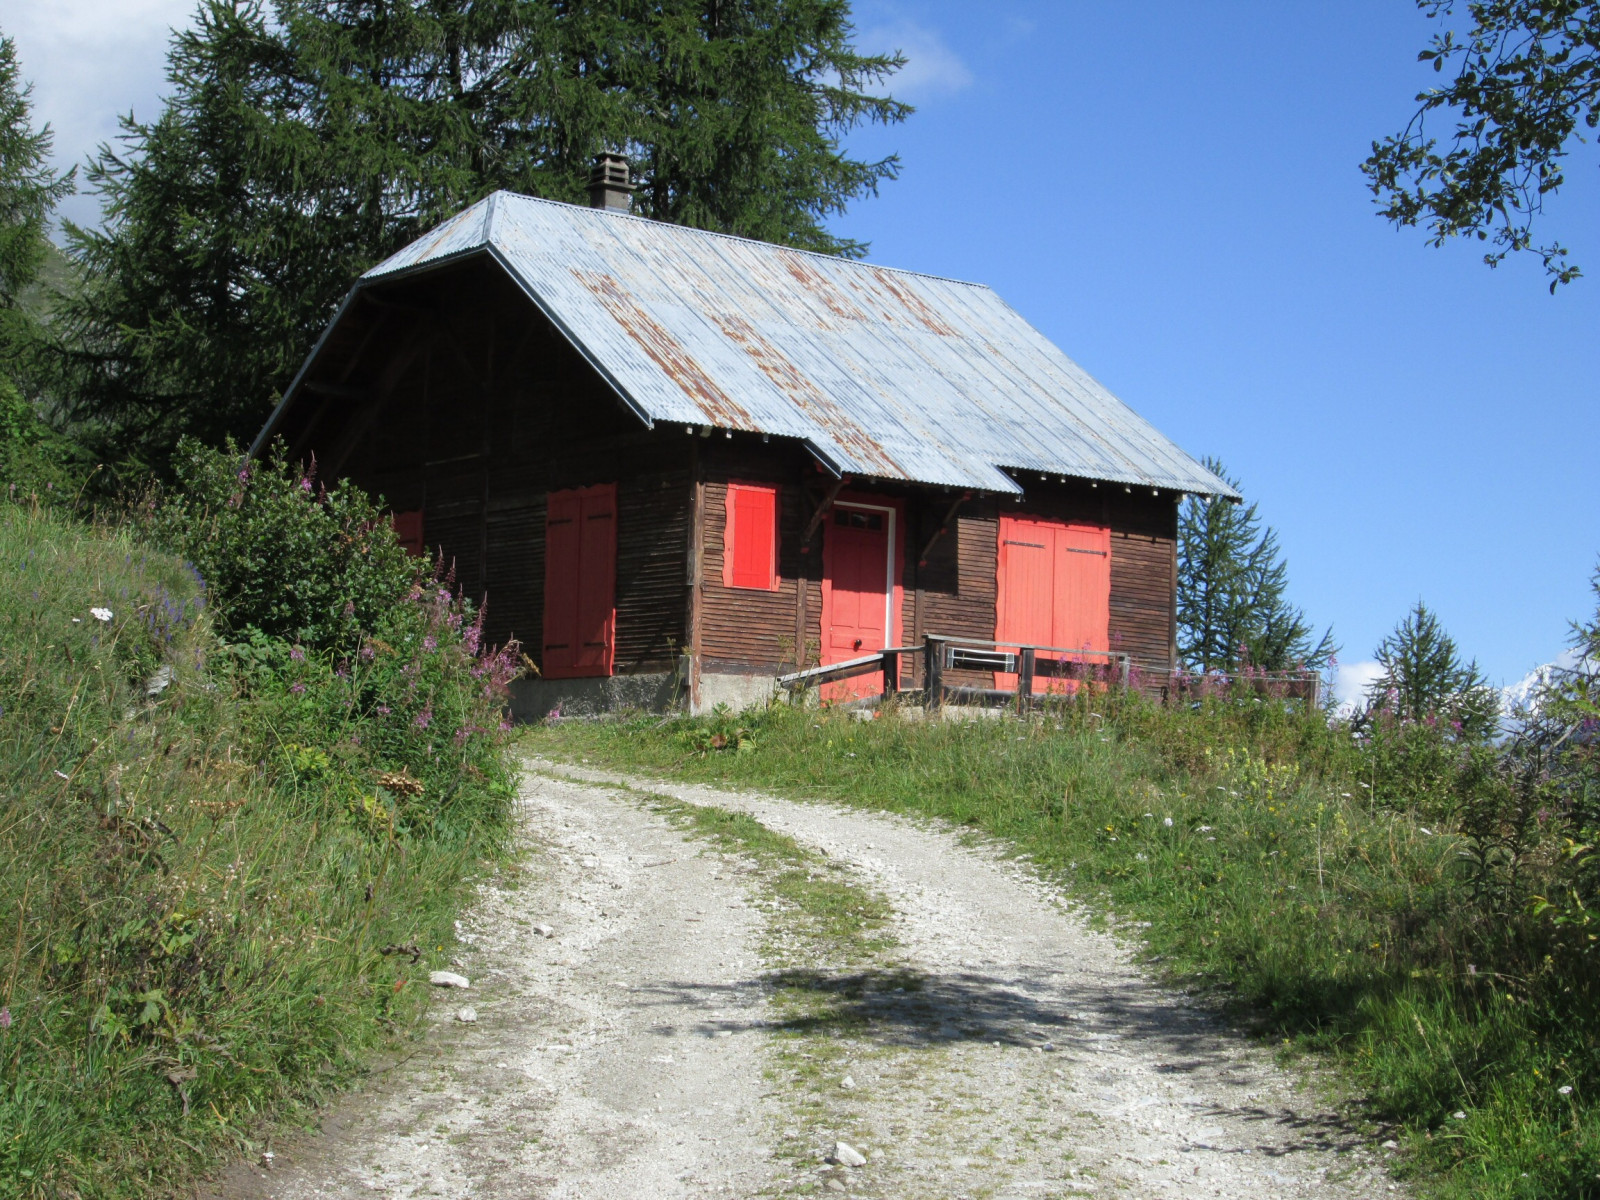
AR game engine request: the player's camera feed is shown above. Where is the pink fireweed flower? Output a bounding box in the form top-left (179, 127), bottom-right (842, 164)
top-left (0, 1006), bottom-right (11, 1029)
top-left (414, 707), bottom-right (432, 729)
top-left (360, 645), bottom-right (375, 660)
top-left (290, 682), bottom-right (306, 695)
top-left (299, 476), bottom-right (313, 492)
top-left (377, 705), bottom-right (391, 715)
top-left (289, 646), bottom-right (305, 662)
top-left (499, 720), bottom-right (513, 733)
top-left (423, 635), bottom-right (437, 652)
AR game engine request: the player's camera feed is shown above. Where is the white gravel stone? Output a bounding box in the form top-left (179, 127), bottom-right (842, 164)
top-left (831, 1141), bottom-right (867, 1167)
top-left (428, 971), bottom-right (470, 989)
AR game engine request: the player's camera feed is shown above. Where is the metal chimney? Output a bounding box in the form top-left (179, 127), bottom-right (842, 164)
top-left (587, 153), bottom-right (634, 211)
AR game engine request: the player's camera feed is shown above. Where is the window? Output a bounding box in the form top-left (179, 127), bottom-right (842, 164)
top-left (392, 510), bottom-right (425, 557)
top-left (723, 482), bottom-right (778, 590)
top-left (542, 484), bottom-right (617, 678)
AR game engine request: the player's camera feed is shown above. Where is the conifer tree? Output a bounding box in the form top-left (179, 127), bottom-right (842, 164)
top-left (1176, 458), bottom-right (1334, 673)
top-left (58, 0), bottom-right (908, 466)
top-left (0, 29), bottom-right (73, 372)
top-left (1367, 600), bottom-right (1498, 737)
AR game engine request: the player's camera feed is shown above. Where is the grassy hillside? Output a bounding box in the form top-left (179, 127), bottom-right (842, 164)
top-left (0, 503), bottom-right (512, 1197)
top-left (530, 696), bottom-right (1598, 1199)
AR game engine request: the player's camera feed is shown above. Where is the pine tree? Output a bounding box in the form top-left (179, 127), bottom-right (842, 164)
top-left (57, 0), bottom-right (908, 467)
top-left (0, 29), bottom-right (73, 372)
top-left (1176, 457), bottom-right (1334, 673)
top-left (1367, 600), bottom-right (1498, 737)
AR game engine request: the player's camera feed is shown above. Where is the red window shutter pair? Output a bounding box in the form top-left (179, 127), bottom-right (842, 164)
top-left (723, 483), bottom-right (778, 591)
top-left (542, 484), bottom-right (617, 678)
top-left (392, 510), bottom-right (425, 557)
top-left (995, 515), bottom-right (1111, 686)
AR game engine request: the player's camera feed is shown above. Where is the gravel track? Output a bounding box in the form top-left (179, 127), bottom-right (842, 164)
top-left (217, 761), bottom-right (1402, 1200)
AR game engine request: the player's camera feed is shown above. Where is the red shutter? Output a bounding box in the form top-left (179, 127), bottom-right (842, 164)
top-left (392, 510), bottom-right (425, 557)
top-left (996, 516), bottom-right (1110, 690)
top-left (542, 484), bottom-right (616, 679)
top-left (723, 483), bottom-right (778, 590)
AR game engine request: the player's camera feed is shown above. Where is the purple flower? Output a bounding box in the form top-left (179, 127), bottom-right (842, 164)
top-left (415, 707), bottom-right (433, 730)
top-left (0, 1007), bottom-right (11, 1029)
top-left (360, 645), bottom-right (375, 660)
top-left (290, 682), bottom-right (306, 695)
top-left (300, 476), bottom-right (314, 492)
top-left (343, 600), bottom-right (355, 616)
top-left (423, 636), bottom-right (437, 652)
top-left (377, 705), bottom-right (392, 715)
top-left (289, 646), bottom-right (305, 662)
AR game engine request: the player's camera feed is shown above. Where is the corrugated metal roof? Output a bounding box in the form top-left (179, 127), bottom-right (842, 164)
top-left (356, 191), bottom-right (1237, 498)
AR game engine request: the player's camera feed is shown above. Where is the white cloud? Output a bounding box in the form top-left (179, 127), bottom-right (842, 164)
top-left (7, 0), bottom-right (199, 228)
top-left (858, 19), bottom-right (974, 100)
top-left (1331, 659), bottom-right (1384, 717)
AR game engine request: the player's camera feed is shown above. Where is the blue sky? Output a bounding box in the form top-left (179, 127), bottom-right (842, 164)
top-left (10, 0), bottom-right (1598, 697)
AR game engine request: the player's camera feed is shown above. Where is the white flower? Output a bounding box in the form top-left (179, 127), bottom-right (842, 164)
top-left (1196, 825), bottom-right (1213, 832)
top-left (1163, 817), bottom-right (1174, 827)
top-left (1452, 1111), bottom-right (1467, 1120)
top-left (90, 607), bottom-right (113, 622)
top-left (1419, 828), bottom-right (1433, 836)
top-left (1559, 1085), bottom-right (1573, 1095)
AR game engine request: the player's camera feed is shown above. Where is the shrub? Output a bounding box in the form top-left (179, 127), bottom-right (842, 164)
top-left (148, 437), bottom-right (416, 650)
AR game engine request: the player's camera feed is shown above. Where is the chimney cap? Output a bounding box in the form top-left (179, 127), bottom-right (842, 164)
top-left (587, 152), bottom-right (634, 211)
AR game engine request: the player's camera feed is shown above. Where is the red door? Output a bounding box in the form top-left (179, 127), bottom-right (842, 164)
top-left (821, 500), bottom-right (900, 701)
top-left (996, 516), bottom-right (1110, 691)
top-left (542, 484), bottom-right (617, 679)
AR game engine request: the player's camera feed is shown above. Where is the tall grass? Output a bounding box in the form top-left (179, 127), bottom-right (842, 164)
top-left (0, 504), bottom-right (512, 1197)
top-left (530, 696), bottom-right (1598, 1199)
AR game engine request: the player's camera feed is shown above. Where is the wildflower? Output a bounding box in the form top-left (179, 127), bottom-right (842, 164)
top-left (377, 705), bottom-right (392, 715)
top-left (1163, 817), bottom-right (1173, 827)
top-left (0, 1007), bottom-right (11, 1029)
top-left (1559, 1085), bottom-right (1573, 1095)
top-left (290, 682), bottom-right (306, 695)
top-left (499, 720), bottom-right (513, 733)
top-left (300, 476), bottom-right (314, 492)
top-left (415, 707), bottom-right (432, 730)
top-left (1419, 827), bottom-right (1433, 836)
top-left (90, 607), bottom-right (113, 622)
top-left (361, 645), bottom-right (375, 660)
top-left (289, 646), bottom-right (305, 662)
top-left (423, 635), bottom-right (437, 652)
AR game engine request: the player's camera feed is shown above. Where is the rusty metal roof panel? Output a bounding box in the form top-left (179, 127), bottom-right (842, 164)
top-left (363, 192), bottom-right (1237, 498)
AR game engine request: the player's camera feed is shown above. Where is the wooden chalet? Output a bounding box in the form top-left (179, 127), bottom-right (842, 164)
top-left (254, 156), bottom-right (1237, 717)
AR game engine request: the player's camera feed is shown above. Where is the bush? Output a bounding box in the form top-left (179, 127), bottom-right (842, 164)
top-left (149, 437), bottom-right (417, 649)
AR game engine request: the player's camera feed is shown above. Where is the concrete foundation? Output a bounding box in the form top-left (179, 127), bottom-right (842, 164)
top-left (694, 672), bottom-right (780, 715)
top-left (509, 672), bottom-right (681, 722)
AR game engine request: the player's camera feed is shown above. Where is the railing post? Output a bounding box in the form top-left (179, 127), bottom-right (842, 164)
top-left (925, 636), bottom-right (945, 712)
top-left (1018, 646), bottom-right (1035, 713)
top-left (882, 648), bottom-right (899, 701)
top-left (1118, 654), bottom-right (1131, 689)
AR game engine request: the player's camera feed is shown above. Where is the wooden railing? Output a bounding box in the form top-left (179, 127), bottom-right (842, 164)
top-left (776, 634), bottom-right (1132, 711)
top-left (775, 635), bottom-right (1322, 711)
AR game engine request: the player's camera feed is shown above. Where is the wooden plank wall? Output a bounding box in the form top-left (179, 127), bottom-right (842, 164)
top-left (334, 260), bottom-right (691, 673)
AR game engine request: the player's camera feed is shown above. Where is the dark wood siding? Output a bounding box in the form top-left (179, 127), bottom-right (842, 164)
top-left (316, 257), bottom-right (691, 674)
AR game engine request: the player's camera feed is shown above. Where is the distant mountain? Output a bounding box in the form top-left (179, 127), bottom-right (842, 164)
top-left (1502, 649), bottom-right (1594, 714)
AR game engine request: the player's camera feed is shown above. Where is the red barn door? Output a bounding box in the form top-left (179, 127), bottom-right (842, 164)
top-left (821, 498), bottom-right (902, 702)
top-left (542, 484), bottom-right (617, 679)
top-left (996, 516), bottom-right (1110, 691)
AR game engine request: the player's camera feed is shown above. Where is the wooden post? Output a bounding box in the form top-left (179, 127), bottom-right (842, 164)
top-left (1018, 646), bottom-right (1035, 713)
top-left (1118, 654), bottom-right (1131, 689)
top-left (882, 648), bottom-right (899, 701)
top-left (925, 636), bottom-right (945, 712)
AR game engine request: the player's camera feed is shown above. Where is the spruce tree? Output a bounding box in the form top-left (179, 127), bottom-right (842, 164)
top-left (58, 0), bottom-right (908, 467)
top-left (1176, 457), bottom-right (1334, 673)
top-left (1367, 600), bottom-right (1498, 737)
top-left (0, 29), bottom-right (73, 373)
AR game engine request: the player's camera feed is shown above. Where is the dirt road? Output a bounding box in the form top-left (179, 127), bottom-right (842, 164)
top-left (221, 762), bottom-right (1400, 1200)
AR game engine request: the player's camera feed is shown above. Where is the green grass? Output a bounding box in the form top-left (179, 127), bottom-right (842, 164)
top-left (0, 505), bottom-right (506, 1197)
top-left (528, 701), bottom-right (1600, 1200)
